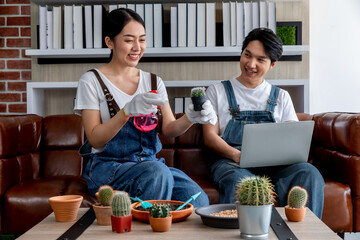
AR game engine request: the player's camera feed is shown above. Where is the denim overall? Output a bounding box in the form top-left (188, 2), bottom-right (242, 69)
top-left (83, 111), bottom-right (209, 208)
top-left (211, 80), bottom-right (324, 218)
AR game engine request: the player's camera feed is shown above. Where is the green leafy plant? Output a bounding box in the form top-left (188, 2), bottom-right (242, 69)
top-left (235, 176), bottom-right (276, 206)
top-left (287, 186), bottom-right (308, 209)
top-left (149, 203), bottom-right (171, 218)
top-left (276, 26), bottom-right (296, 45)
top-left (191, 87), bottom-right (206, 97)
top-left (98, 185), bottom-right (114, 206)
top-left (111, 192), bottom-right (131, 217)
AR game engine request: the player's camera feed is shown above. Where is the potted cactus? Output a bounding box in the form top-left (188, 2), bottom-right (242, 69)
top-left (93, 185), bottom-right (114, 225)
top-left (111, 191), bottom-right (132, 233)
top-left (148, 203), bottom-right (172, 232)
top-left (235, 176), bottom-right (276, 239)
top-left (285, 186), bottom-right (308, 222)
top-left (191, 87), bottom-right (207, 111)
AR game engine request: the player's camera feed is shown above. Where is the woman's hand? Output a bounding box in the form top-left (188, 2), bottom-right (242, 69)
top-left (185, 100), bottom-right (217, 126)
top-left (123, 92), bottom-right (165, 116)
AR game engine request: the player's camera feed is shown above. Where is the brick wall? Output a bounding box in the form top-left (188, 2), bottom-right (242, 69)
top-left (0, 0), bottom-right (31, 114)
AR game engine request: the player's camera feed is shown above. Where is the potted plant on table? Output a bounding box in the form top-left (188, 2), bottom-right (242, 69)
top-left (111, 191), bottom-right (132, 233)
top-left (93, 185), bottom-right (114, 225)
top-left (149, 203), bottom-right (172, 232)
top-left (191, 87), bottom-right (207, 111)
top-left (285, 186), bottom-right (308, 222)
top-left (235, 176), bottom-right (276, 239)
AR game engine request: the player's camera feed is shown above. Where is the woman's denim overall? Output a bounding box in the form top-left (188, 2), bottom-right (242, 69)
top-left (211, 80), bottom-right (324, 218)
top-left (83, 116), bottom-right (209, 208)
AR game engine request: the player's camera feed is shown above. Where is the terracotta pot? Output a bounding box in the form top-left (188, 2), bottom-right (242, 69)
top-left (48, 195), bottom-right (83, 222)
top-left (131, 200), bottom-right (193, 223)
top-left (111, 214), bottom-right (132, 233)
top-left (285, 205), bottom-right (306, 222)
top-left (149, 215), bottom-right (172, 232)
top-left (93, 203), bottom-right (112, 225)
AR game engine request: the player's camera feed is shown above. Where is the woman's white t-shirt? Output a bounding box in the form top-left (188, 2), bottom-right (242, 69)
top-left (206, 77), bottom-right (298, 137)
top-left (74, 69), bottom-right (168, 123)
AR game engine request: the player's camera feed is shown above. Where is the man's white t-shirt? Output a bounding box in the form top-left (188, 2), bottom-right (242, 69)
top-left (206, 77), bottom-right (298, 137)
top-left (74, 69), bottom-right (168, 123)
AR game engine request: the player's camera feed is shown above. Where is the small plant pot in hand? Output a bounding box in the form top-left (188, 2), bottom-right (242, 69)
top-left (191, 87), bottom-right (207, 111)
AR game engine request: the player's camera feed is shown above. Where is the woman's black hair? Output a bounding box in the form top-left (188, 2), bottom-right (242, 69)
top-left (241, 28), bottom-right (283, 63)
top-left (104, 8), bottom-right (145, 60)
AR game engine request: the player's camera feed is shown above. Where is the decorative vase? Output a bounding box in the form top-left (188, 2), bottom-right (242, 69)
top-left (111, 214), bottom-right (132, 233)
top-left (93, 204), bottom-right (112, 225)
top-left (191, 96), bottom-right (207, 111)
top-left (235, 202), bottom-right (273, 239)
top-left (149, 215), bottom-right (172, 232)
top-left (48, 195), bottom-right (83, 222)
top-left (285, 205), bottom-right (306, 222)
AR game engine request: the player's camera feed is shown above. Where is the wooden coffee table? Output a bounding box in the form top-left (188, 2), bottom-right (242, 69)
top-left (18, 207), bottom-right (341, 240)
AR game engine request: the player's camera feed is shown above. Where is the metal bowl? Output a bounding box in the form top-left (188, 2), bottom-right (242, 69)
top-left (195, 204), bottom-right (239, 229)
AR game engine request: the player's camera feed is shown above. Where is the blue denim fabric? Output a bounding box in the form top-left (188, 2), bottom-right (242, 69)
top-left (211, 80), bottom-right (325, 218)
top-left (83, 117), bottom-right (209, 208)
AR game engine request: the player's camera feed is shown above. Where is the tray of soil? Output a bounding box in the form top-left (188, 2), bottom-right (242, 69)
top-left (195, 204), bottom-right (238, 229)
top-left (131, 200), bottom-right (193, 223)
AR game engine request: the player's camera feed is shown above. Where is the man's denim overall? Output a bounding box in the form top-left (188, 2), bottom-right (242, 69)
top-left (211, 80), bottom-right (324, 218)
top-left (83, 115), bottom-right (209, 208)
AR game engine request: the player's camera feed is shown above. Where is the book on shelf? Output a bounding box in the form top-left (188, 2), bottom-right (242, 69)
top-left (259, 1), bottom-right (267, 28)
top-left (109, 4), bottom-right (117, 12)
top-left (236, 1), bottom-right (244, 46)
top-left (222, 2), bottom-right (230, 47)
top-left (268, 2), bottom-right (276, 33)
top-left (53, 6), bottom-right (62, 49)
top-left (93, 5), bottom-right (105, 49)
top-left (127, 4), bottom-right (135, 11)
top-left (206, 2), bottom-right (215, 47)
top-left (39, 5), bottom-right (46, 49)
top-left (144, 4), bottom-right (153, 48)
top-left (170, 6), bottom-right (177, 47)
top-left (64, 5), bottom-right (73, 49)
top-left (230, 1), bottom-right (236, 46)
top-left (46, 6), bottom-right (53, 49)
top-left (196, 3), bottom-right (206, 47)
top-left (118, 4), bottom-right (126, 9)
top-left (153, 4), bottom-right (163, 48)
top-left (174, 97), bottom-right (184, 114)
top-left (252, 1), bottom-right (260, 29)
top-left (244, 2), bottom-right (252, 37)
top-left (135, 4), bottom-right (144, 21)
top-left (84, 5), bottom-right (93, 49)
top-left (184, 97), bottom-right (191, 111)
top-left (73, 5), bottom-right (83, 49)
top-left (177, 3), bottom-right (186, 47)
top-left (187, 3), bottom-right (196, 47)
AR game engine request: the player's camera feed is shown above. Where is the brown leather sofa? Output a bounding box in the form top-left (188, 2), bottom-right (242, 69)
top-left (0, 112), bottom-right (359, 237)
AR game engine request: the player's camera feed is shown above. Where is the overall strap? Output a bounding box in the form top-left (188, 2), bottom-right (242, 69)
top-left (88, 69), bottom-right (120, 118)
top-left (151, 73), bottom-right (157, 91)
top-left (150, 73), bottom-right (162, 133)
top-left (221, 80), bottom-right (240, 116)
top-left (266, 85), bottom-right (280, 112)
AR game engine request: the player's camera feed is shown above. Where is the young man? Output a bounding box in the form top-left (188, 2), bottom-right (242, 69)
top-left (203, 28), bottom-right (324, 218)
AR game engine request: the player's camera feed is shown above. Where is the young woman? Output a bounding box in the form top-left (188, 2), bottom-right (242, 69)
top-left (74, 8), bottom-right (216, 207)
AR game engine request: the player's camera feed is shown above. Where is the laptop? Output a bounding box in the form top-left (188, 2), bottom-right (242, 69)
top-left (229, 121), bottom-right (315, 168)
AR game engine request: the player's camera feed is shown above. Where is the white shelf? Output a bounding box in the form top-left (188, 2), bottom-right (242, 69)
top-left (27, 79), bottom-right (308, 116)
top-left (25, 45), bottom-right (309, 59)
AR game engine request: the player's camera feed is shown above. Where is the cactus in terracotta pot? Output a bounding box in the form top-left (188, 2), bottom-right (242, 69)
top-left (98, 185), bottom-right (114, 206)
top-left (285, 186), bottom-right (308, 222)
top-left (149, 203), bottom-right (172, 232)
top-left (149, 203), bottom-right (170, 218)
top-left (111, 191), bottom-right (132, 233)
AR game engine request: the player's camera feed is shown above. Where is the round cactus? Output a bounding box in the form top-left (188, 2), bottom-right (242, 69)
top-left (287, 186), bottom-right (308, 209)
top-left (149, 203), bottom-right (170, 218)
top-left (111, 192), bottom-right (131, 217)
top-left (235, 176), bottom-right (276, 206)
top-left (191, 87), bottom-right (206, 97)
top-left (98, 185), bottom-right (114, 206)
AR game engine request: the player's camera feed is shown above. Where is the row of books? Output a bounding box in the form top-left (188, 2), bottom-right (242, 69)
top-left (38, 1), bottom-right (277, 50)
top-left (174, 97), bottom-right (192, 114)
top-left (222, 1), bottom-right (276, 47)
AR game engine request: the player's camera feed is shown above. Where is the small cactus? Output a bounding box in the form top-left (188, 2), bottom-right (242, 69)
top-left (287, 186), bottom-right (308, 209)
top-left (98, 185), bottom-right (114, 206)
top-left (235, 176), bottom-right (276, 206)
top-left (111, 192), bottom-right (131, 217)
top-left (191, 87), bottom-right (206, 97)
top-left (149, 203), bottom-right (170, 218)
